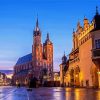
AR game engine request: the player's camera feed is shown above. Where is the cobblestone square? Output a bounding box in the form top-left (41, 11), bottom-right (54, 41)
top-left (0, 86), bottom-right (100, 100)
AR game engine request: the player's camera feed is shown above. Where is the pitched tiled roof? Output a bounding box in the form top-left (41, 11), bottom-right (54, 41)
top-left (16, 53), bottom-right (32, 66)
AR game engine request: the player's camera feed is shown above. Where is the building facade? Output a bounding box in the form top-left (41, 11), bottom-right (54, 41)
top-left (53, 72), bottom-right (60, 81)
top-left (13, 19), bottom-right (53, 85)
top-left (0, 72), bottom-right (7, 85)
top-left (66, 7), bottom-right (100, 88)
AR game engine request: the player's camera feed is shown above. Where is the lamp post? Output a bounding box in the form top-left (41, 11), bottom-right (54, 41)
top-left (62, 64), bottom-right (66, 87)
top-left (97, 71), bottom-right (100, 88)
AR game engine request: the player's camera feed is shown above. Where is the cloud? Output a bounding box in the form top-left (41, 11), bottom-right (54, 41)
top-left (0, 66), bottom-right (13, 70)
top-left (0, 60), bottom-right (15, 70)
top-left (0, 60), bottom-right (15, 64)
top-left (0, 50), bottom-right (18, 70)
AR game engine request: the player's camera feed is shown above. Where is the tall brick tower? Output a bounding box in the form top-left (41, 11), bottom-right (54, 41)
top-left (32, 18), bottom-right (43, 77)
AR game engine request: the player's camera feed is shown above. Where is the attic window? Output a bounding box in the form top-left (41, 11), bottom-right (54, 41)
top-left (95, 39), bottom-right (100, 49)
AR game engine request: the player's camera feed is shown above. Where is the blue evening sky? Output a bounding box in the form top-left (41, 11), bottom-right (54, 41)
top-left (0, 0), bottom-right (100, 71)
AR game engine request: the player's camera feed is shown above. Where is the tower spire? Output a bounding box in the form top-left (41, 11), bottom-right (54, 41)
top-left (47, 33), bottom-right (49, 40)
top-left (64, 51), bottom-right (65, 56)
top-left (34, 16), bottom-right (41, 36)
top-left (36, 16), bottom-right (39, 28)
top-left (77, 20), bottom-right (80, 26)
top-left (84, 15), bottom-right (86, 19)
top-left (73, 28), bottom-right (75, 33)
top-left (77, 20), bottom-right (80, 28)
top-left (96, 6), bottom-right (99, 15)
top-left (35, 16), bottom-right (40, 31)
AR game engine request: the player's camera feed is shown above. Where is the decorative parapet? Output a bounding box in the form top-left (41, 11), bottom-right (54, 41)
top-left (78, 22), bottom-right (94, 41)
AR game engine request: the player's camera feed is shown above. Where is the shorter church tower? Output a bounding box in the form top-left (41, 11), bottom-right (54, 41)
top-left (43, 33), bottom-right (53, 75)
top-left (32, 18), bottom-right (53, 80)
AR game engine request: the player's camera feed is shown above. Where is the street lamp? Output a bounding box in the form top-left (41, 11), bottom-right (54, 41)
top-left (97, 71), bottom-right (100, 88)
top-left (75, 74), bottom-right (78, 77)
top-left (97, 72), bottom-right (100, 74)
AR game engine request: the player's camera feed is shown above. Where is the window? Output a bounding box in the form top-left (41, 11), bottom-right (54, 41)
top-left (49, 55), bottom-right (50, 57)
top-left (49, 48), bottom-right (51, 52)
top-left (37, 62), bottom-right (38, 66)
top-left (49, 64), bottom-right (52, 67)
top-left (44, 62), bottom-right (46, 67)
top-left (95, 39), bottom-right (100, 49)
top-left (49, 58), bottom-right (51, 62)
top-left (38, 62), bottom-right (40, 66)
top-left (44, 49), bottom-right (45, 53)
top-left (40, 62), bottom-right (41, 66)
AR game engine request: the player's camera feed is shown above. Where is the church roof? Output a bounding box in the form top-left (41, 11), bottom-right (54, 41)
top-left (16, 53), bottom-right (32, 66)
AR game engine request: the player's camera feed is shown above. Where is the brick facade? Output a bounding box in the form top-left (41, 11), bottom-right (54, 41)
top-left (13, 19), bottom-right (53, 85)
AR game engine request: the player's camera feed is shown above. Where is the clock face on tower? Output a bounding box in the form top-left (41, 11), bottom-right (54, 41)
top-left (44, 49), bottom-right (45, 53)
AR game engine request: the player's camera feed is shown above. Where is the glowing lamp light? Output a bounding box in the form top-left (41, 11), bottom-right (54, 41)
top-left (97, 72), bottom-right (100, 74)
top-left (75, 74), bottom-right (78, 77)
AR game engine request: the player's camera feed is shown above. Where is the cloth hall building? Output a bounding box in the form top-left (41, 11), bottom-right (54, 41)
top-left (64, 7), bottom-right (100, 88)
top-left (13, 19), bottom-right (53, 85)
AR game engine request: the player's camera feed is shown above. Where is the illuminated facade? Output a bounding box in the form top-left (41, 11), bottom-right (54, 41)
top-left (0, 72), bottom-right (7, 85)
top-left (66, 7), bottom-right (100, 88)
top-left (13, 18), bottom-right (53, 85)
top-left (53, 72), bottom-right (60, 81)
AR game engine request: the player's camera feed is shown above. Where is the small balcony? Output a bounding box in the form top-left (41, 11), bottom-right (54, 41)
top-left (92, 48), bottom-right (100, 60)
